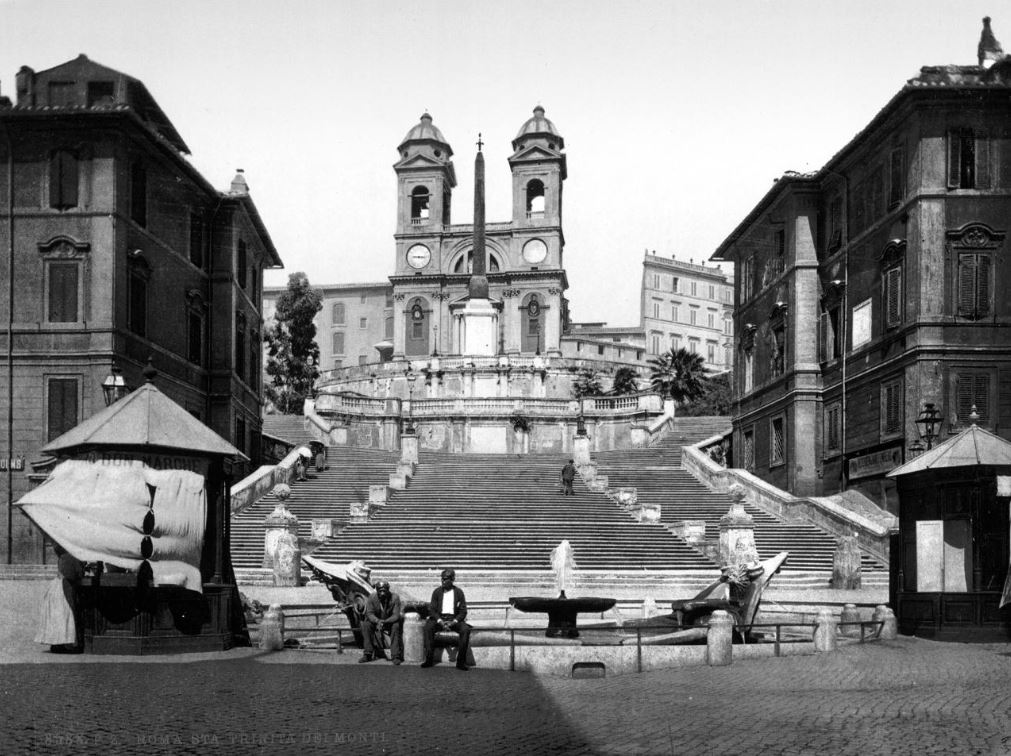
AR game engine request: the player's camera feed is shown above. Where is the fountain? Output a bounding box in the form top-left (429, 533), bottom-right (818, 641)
top-left (508, 541), bottom-right (617, 638)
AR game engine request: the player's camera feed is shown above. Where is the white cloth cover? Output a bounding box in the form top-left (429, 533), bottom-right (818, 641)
top-left (20, 460), bottom-right (207, 592)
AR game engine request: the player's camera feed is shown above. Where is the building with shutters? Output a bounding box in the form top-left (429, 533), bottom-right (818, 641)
top-left (640, 251), bottom-right (734, 372)
top-left (710, 24), bottom-right (1011, 514)
top-left (0, 55), bottom-right (281, 563)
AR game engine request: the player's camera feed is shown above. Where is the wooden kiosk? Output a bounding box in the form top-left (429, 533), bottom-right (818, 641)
top-left (19, 380), bottom-right (249, 654)
top-left (887, 422), bottom-right (1011, 641)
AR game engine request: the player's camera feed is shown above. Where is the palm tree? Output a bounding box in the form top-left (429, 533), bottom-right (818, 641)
top-left (648, 347), bottom-right (707, 404)
top-left (610, 366), bottom-right (640, 396)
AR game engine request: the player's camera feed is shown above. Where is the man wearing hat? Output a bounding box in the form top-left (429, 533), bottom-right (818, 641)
top-left (420, 568), bottom-right (471, 670)
top-left (360, 580), bottom-right (404, 665)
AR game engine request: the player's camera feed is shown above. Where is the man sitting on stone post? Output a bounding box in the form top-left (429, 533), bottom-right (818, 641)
top-left (420, 568), bottom-right (471, 671)
top-left (359, 580), bottom-right (404, 665)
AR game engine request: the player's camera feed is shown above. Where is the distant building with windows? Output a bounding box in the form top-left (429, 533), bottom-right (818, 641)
top-left (711, 33), bottom-right (1011, 512)
top-left (640, 251), bottom-right (734, 372)
top-left (0, 55), bottom-right (281, 562)
top-left (263, 282), bottom-right (394, 372)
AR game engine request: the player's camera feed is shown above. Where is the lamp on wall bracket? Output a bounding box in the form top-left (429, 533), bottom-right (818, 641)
top-left (914, 402), bottom-right (942, 450)
top-left (101, 363), bottom-right (130, 406)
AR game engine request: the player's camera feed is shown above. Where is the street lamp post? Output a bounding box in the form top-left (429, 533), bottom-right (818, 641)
top-left (914, 402), bottom-right (942, 451)
top-left (405, 367), bottom-right (418, 435)
top-left (101, 364), bottom-right (130, 406)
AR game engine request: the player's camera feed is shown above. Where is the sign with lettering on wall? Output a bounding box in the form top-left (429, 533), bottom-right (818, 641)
top-left (848, 446), bottom-right (902, 481)
top-left (0, 457), bottom-right (25, 471)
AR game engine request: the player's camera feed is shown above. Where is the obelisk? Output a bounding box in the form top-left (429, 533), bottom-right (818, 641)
top-left (458, 134), bottom-right (498, 356)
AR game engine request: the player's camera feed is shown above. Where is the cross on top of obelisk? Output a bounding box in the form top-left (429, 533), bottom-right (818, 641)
top-left (476, 133), bottom-right (483, 152)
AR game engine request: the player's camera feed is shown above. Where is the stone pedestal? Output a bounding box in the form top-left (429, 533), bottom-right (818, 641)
top-left (262, 492), bottom-right (298, 569)
top-left (272, 531), bottom-right (301, 587)
top-left (573, 434), bottom-right (591, 465)
top-left (637, 502), bottom-right (661, 523)
top-left (586, 475), bottom-right (609, 493)
top-left (813, 609), bottom-right (838, 652)
top-left (389, 471), bottom-right (408, 490)
top-left (679, 520), bottom-right (708, 546)
top-left (840, 603), bottom-right (862, 638)
top-left (610, 487), bottom-right (637, 510)
top-left (400, 433), bottom-right (418, 464)
top-left (369, 485), bottom-right (389, 508)
top-left (310, 518), bottom-right (344, 540)
top-left (458, 298), bottom-right (498, 356)
top-left (258, 604), bottom-right (285, 651)
top-left (349, 501), bottom-right (370, 524)
top-left (396, 461), bottom-right (415, 479)
top-left (706, 610), bottom-right (733, 666)
top-left (402, 612), bottom-right (425, 663)
top-left (832, 535), bottom-right (862, 589)
top-left (718, 485), bottom-right (758, 566)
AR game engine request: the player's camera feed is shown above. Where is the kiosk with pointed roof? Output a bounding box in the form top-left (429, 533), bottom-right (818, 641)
top-left (17, 368), bottom-right (249, 654)
top-left (887, 414), bottom-right (1011, 641)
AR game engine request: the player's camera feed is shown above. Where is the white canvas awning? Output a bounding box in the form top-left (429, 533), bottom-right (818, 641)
top-left (18, 460), bottom-right (207, 592)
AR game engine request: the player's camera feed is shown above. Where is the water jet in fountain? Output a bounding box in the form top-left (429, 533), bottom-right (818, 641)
top-left (509, 540), bottom-right (616, 638)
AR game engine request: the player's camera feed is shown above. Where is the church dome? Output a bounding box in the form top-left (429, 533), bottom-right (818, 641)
top-left (398, 112), bottom-right (453, 156)
top-left (512, 105), bottom-right (564, 150)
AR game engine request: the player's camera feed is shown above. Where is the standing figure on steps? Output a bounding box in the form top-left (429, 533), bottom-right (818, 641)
top-left (561, 459), bottom-right (576, 496)
top-left (420, 569), bottom-right (471, 670)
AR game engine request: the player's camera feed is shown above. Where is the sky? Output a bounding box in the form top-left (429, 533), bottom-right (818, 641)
top-left (0, 0), bottom-right (1001, 326)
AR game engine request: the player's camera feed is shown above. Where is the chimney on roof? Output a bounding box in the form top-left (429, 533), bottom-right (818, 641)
top-left (15, 66), bottom-right (34, 106)
top-left (979, 16), bottom-right (1004, 67)
top-left (230, 169), bottom-right (249, 195)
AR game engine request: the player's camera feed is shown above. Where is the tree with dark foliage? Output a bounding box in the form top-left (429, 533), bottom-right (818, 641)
top-left (648, 347), bottom-right (707, 405)
top-left (265, 272), bottom-right (322, 414)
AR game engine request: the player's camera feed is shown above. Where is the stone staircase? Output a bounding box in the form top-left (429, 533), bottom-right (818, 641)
top-left (594, 425), bottom-right (887, 576)
top-left (230, 446), bottom-right (402, 569)
top-left (228, 416), bottom-right (886, 587)
top-left (303, 451), bottom-right (713, 572)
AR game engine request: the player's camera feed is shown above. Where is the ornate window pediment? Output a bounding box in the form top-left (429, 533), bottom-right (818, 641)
top-left (37, 235), bottom-right (90, 258)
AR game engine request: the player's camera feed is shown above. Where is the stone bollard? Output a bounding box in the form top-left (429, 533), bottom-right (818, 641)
top-left (271, 531), bottom-right (301, 587)
top-left (402, 612), bottom-right (425, 664)
top-left (719, 485), bottom-right (758, 566)
top-left (258, 604), bottom-right (285, 651)
top-left (872, 605), bottom-right (898, 640)
top-left (706, 610), bottom-right (734, 666)
top-left (813, 609), bottom-right (838, 652)
top-left (840, 603), bottom-right (861, 638)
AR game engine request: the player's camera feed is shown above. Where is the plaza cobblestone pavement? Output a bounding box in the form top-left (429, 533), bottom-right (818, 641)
top-left (3, 582), bottom-right (1011, 755)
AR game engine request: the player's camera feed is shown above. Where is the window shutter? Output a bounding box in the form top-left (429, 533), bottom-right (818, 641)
top-left (956, 376), bottom-right (976, 423)
top-left (957, 254), bottom-right (977, 318)
top-left (975, 132), bottom-right (990, 189)
top-left (885, 267), bottom-right (901, 327)
top-left (819, 312), bottom-right (829, 361)
top-left (977, 254), bottom-right (991, 318)
top-left (947, 131), bottom-right (961, 189)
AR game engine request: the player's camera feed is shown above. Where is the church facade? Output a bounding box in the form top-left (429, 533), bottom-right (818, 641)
top-left (390, 108), bottom-right (568, 359)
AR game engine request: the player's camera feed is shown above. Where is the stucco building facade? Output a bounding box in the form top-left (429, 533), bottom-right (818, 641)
top-left (641, 251), bottom-right (734, 372)
top-left (0, 56), bottom-right (280, 562)
top-left (712, 36), bottom-right (1011, 512)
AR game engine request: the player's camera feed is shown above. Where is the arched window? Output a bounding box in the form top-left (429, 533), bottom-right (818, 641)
top-left (410, 186), bottom-right (430, 223)
top-left (526, 179), bottom-right (545, 216)
top-left (521, 294), bottom-right (543, 353)
top-left (452, 250), bottom-right (500, 273)
top-left (405, 298), bottom-right (430, 356)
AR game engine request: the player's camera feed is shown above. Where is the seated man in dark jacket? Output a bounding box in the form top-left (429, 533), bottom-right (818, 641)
top-left (360, 580), bottom-right (404, 665)
top-left (421, 568), bottom-right (471, 670)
